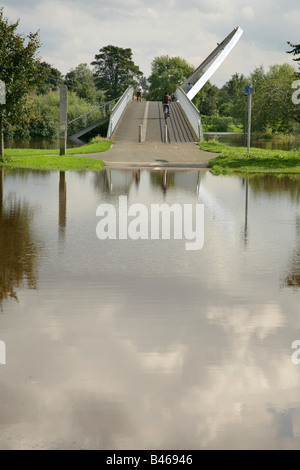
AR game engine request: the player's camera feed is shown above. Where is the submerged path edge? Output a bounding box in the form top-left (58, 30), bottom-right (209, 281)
top-left (75, 141), bottom-right (218, 170)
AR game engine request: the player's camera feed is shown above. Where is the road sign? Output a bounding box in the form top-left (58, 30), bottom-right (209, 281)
top-left (0, 81), bottom-right (6, 105)
top-left (244, 85), bottom-right (254, 95)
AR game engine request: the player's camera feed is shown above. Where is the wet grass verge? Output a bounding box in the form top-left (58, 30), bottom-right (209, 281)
top-left (0, 138), bottom-right (112, 171)
top-left (200, 141), bottom-right (300, 175)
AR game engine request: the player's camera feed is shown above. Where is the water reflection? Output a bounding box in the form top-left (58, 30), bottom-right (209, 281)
top-left (92, 169), bottom-right (202, 198)
top-left (267, 407), bottom-right (297, 439)
top-left (281, 216), bottom-right (300, 289)
top-left (59, 172), bottom-right (67, 240)
top-left (135, 170), bottom-right (140, 189)
top-left (150, 170), bottom-right (174, 196)
top-left (0, 170), bottom-right (41, 311)
top-left (1, 169), bottom-right (300, 449)
top-left (248, 174), bottom-right (300, 201)
top-left (241, 177), bottom-right (249, 247)
top-left (93, 169), bottom-right (134, 196)
top-left (245, 174), bottom-right (300, 289)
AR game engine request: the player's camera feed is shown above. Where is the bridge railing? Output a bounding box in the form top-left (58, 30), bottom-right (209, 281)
top-left (174, 87), bottom-right (204, 141)
top-left (67, 98), bottom-right (120, 136)
top-left (107, 86), bottom-right (134, 139)
top-left (68, 98), bottom-right (120, 125)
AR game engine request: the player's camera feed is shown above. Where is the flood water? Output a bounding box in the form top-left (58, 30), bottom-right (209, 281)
top-left (5, 133), bottom-right (300, 151)
top-left (205, 133), bottom-right (300, 151)
top-left (4, 138), bottom-right (80, 149)
top-left (1, 168), bottom-right (300, 450)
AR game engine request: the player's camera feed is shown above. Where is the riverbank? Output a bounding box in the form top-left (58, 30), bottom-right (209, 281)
top-left (0, 138), bottom-right (111, 171)
top-left (5, 137), bottom-right (300, 173)
top-left (200, 141), bottom-right (300, 174)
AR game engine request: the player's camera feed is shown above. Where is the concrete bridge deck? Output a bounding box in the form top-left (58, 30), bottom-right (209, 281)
top-left (112, 101), bottom-right (197, 143)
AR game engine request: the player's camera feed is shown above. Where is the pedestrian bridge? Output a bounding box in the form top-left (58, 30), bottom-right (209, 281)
top-left (111, 100), bottom-right (197, 144)
top-left (68, 27), bottom-right (242, 145)
top-left (105, 26), bottom-right (242, 144)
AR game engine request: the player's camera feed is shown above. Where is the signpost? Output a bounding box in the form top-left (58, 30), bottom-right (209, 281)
top-left (243, 85), bottom-right (254, 155)
top-left (59, 85), bottom-right (68, 156)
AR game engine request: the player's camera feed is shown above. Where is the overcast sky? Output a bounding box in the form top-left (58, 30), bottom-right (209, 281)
top-left (1, 0), bottom-right (299, 87)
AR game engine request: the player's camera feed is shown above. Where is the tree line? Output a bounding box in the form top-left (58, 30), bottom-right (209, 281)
top-left (1, 6), bottom-right (300, 155)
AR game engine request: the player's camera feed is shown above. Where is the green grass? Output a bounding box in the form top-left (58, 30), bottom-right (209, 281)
top-left (2, 155), bottom-right (106, 171)
top-left (0, 138), bottom-right (112, 171)
top-left (66, 137), bottom-right (112, 155)
top-left (200, 140), bottom-right (300, 174)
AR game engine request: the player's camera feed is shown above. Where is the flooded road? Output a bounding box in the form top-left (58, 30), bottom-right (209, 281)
top-left (1, 168), bottom-right (300, 449)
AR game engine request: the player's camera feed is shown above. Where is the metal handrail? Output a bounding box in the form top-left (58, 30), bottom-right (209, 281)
top-left (67, 97), bottom-right (121, 124)
top-left (107, 86), bottom-right (134, 138)
top-left (174, 87), bottom-right (203, 141)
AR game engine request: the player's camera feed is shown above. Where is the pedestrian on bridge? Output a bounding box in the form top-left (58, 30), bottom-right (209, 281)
top-left (136, 82), bottom-right (143, 102)
top-left (162, 92), bottom-right (172, 117)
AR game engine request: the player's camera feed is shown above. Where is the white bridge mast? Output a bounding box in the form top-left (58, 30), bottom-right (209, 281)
top-left (181, 27), bottom-right (243, 101)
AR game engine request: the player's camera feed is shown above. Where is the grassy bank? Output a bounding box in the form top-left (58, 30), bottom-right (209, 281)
top-left (200, 140), bottom-right (300, 174)
top-left (0, 137), bottom-right (111, 171)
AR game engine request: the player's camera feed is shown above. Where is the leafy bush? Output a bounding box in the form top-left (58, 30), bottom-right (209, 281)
top-left (9, 91), bottom-right (103, 140)
top-left (201, 114), bottom-right (241, 132)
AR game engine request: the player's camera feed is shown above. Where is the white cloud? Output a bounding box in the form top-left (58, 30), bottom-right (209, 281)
top-left (146, 8), bottom-right (159, 20)
top-left (241, 6), bottom-right (255, 19)
top-left (1, 0), bottom-right (299, 85)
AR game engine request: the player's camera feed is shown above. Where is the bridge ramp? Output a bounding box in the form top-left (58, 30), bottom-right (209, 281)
top-left (112, 101), bottom-right (147, 141)
top-left (112, 101), bottom-right (197, 143)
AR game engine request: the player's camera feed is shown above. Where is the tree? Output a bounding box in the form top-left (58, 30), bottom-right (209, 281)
top-left (36, 62), bottom-right (64, 94)
top-left (287, 42), bottom-right (300, 75)
top-left (148, 56), bottom-right (194, 101)
top-left (250, 64), bottom-right (297, 132)
top-left (91, 45), bottom-right (142, 100)
top-left (0, 171), bottom-right (40, 311)
top-left (0, 8), bottom-right (48, 158)
top-left (218, 73), bottom-right (248, 121)
top-left (65, 63), bottom-right (98, 104)
top-left (10, 90), bottom-right (103, 140)
top-left (140, 76), bottom-right (149, 96)
top-left (192, 81), bottom-right (219, 116)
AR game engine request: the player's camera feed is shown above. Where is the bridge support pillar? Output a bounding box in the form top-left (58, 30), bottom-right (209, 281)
top-left (139, 124), bottom-right (142, 143)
